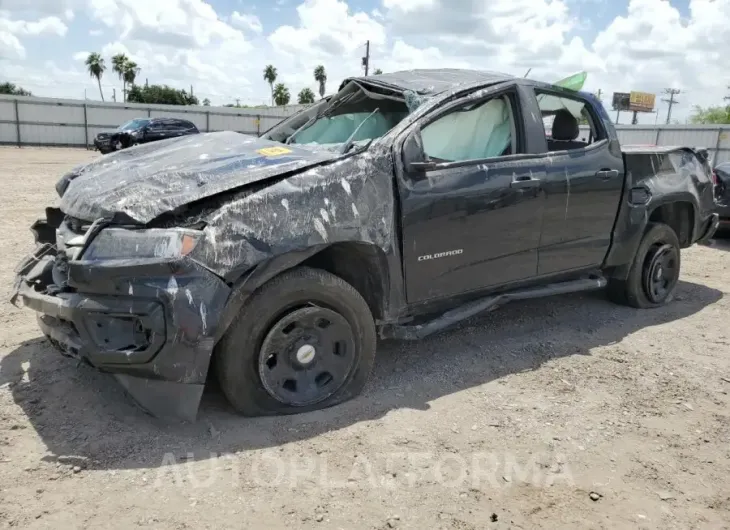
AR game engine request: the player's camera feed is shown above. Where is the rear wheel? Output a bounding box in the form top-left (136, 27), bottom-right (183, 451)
top-left (608, 223), bottom-right (681, 308)
top-left (216, 267), bottom-right (376, 416)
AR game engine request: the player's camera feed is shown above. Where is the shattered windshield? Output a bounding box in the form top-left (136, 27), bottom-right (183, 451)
top-left (289, 111), bottom-right (408, 145)
top-left (265, 80), bottom-right (411, 149)
top-left (118, 119), bottom-right (150, 131)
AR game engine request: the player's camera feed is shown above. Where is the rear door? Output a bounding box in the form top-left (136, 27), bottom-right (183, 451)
top-left (398, 86), bottom-right (547, 303)
top-left (143, 120), bottom-right (166, 141)
top-left (530, 89), bottom-right (625, 274)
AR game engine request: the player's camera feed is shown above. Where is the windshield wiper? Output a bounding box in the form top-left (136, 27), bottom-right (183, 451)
top-left (285, 115), bottom-right (317, 145)
top-left (322, 92), bottom-right (357, 118)
top-left (340, 108), bottom-right (380, 155)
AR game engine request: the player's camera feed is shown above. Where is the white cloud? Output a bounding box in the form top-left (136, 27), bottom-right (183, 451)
top-left (0, 16), bottom-right (68, 37)
top-left (0, 30), bottom-right (25, 60)
top-left (88, 0), bottom-right (247, 49)
top-left (1, 0), bottom-right (730, 120)
top-left (231, 11), bottom-right (263, 34)
top-left (269, 0), bottom-right (386, 58)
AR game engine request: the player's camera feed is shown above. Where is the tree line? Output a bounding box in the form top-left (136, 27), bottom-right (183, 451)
top-left (84, 52), bottom-right (199, 105)
top-left (1, 57), bottom-right (385, 107)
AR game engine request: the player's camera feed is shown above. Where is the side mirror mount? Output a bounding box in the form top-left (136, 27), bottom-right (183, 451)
top-left (403, 129), bottom-right (433, 172)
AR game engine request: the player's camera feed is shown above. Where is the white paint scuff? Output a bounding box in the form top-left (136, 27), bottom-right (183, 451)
top-left (319, 209), bottom-right (330, 223)
top-left (167, 276), bottom-right (179, 297)
top-left (186, 289), bottom-right (194, 305)
top-left (200, 302), bottom-right (208, 333)
top-left (281, 198), bottom-right (289, 211)
top-left (352, 203), bottom-right (359, 217)
top-left (313, 218), bottom-right (328, 240)
top-left (341, 179), bottom-right (352, 195)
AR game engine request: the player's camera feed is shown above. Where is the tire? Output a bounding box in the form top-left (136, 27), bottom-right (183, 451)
top-left (608, 222), bottom-right (681, 308)
top-left (216, 267), bottom-right (377, 416)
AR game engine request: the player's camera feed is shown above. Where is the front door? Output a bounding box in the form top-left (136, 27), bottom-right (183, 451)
top-left (399, 90), bottom-right (546, 303)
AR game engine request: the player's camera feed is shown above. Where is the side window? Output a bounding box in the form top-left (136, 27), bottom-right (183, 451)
top-left (535, 91), bottom-right (604, 152)
top-left (147, 121), bottom-right (162, 130)
top-left (421, 95), bottom-right (516, 163)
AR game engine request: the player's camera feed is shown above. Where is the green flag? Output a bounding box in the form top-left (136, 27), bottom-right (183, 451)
top-left (554, 71), bottom-right (587, 91)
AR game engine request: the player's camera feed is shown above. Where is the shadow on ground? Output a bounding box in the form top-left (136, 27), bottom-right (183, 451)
top-left (707, 235), bottom-right (730, 251)
top-left (1, 280), bottom-right (722, 470)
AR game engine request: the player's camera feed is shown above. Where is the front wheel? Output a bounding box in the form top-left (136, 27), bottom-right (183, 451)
top-left (216, 267), bottom-right (376, 416)
top-left (608, 223), bottom-right (681, 308)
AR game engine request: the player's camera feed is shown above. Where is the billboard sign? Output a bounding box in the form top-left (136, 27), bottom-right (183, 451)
top-left (612, 92), bottom-right (630, 111)
top-left (629, 91), bottom-right (656, 112)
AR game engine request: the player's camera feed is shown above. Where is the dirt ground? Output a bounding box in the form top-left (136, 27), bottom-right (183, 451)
top-left (0, 146), bottom-right (729, 529)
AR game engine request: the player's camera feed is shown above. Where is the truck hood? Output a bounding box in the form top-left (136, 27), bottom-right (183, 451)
top-left (59, 131), bottom-right (339, 224)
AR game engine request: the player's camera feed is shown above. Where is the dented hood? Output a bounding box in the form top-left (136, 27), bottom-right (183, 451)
top-left (59, 131), bottom-right (338, 224)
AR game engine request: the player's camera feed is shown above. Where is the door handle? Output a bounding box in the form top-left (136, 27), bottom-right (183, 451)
top-left (596, 169), bottom-right (619, 180)
top-left (510, 176), bottom-right (541, 189)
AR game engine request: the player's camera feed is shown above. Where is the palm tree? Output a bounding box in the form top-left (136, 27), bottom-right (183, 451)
top-left (123, 60), bottom-right (140, 98)
top-left (273, 83), bottom-right (290, 106)
top-left (263, 65), bottom-right (277, 106)
top-left (85, 52), bottom-right (106, 101)
top-left (111, 53), bottom-right (128, 101)
top-left (298, 88), bottom-right (315, 104)
top-left (314, 65), bottom-right (327, 99)
top-left (373, 68), bottom-right (383, 75)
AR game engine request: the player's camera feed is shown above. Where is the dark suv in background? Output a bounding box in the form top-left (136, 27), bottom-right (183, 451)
top-left (93, 117), bottom-right (199, 154)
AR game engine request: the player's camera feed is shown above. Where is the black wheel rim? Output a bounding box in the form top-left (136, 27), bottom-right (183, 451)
top-left (642, 243), bottom-right (679, 303)
top-left (258, 306), bottom-right (356, 407)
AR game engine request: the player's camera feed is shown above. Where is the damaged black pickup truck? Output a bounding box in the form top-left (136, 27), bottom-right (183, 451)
top-left (11, 69), bottom-right (718, 421)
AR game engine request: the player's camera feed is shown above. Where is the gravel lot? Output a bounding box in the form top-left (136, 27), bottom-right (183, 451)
top-left (1, 146), bottom-right (729, 529)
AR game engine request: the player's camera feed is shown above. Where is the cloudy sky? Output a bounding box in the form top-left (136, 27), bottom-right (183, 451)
top-left (0, 0), bottom-right (728, 123)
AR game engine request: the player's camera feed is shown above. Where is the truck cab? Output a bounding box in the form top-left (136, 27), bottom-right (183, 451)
top-left (12, 70), bottom-right (719, 420)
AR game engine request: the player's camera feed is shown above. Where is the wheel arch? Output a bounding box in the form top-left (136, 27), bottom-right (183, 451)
top-left (213, 241), bottom-right (391, 344)
top-left (648, 198), bottom-right (695, 248)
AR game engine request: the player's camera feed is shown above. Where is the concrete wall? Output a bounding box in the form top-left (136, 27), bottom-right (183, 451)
top-left (0, 94), bottom-right (309, 148)
top-left (3, 94), bottom-right (730, 166)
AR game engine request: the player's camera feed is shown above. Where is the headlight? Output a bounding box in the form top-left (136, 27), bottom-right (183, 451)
top-left (82, 228), bottom-right (201, 261)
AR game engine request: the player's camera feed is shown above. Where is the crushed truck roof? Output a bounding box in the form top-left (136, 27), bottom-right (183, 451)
top-left (340, 68), bottom-right (514, 96)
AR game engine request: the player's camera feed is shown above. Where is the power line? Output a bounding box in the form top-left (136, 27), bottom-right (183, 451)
top-left (662, 88), bottom-right (680, 124)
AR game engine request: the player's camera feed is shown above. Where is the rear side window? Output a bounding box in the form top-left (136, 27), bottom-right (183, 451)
top-left (535, 91), bottom-right (604, 152)
top-left (421, 94), bottom-right (517, 162)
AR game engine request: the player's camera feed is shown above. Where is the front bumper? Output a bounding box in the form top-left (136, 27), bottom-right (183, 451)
top-left (12, 242), bottom-right (231, 421)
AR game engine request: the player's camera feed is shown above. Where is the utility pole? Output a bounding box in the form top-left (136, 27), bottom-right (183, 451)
top-left (362, 40), bottom-right (370, 76)
top-left (595, 88), bottom-right (603, 101)
top-left (190, 84), bottom-right (194, 97)
top-left (112, 88), bottom-right (116, 102)
top-left (724, 86), bottom-right (730, 102)
top-left (662, 88), bottom-right (680, 124)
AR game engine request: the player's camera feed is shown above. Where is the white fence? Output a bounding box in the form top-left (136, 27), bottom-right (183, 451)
top-left (581, 124), bottom-right (730, 165)
top-left (0, 94), bottom-right (309, 148)
top-left (3, 94), bottom-right (730, 165)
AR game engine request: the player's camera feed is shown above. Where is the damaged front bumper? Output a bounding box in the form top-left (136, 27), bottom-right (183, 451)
top-left (11, 227), bottom-right (231, 421)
